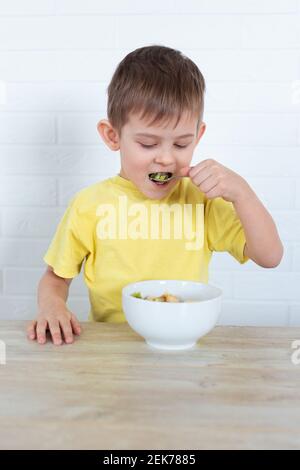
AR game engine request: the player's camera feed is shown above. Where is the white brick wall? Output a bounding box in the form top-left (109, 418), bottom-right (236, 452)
top-left (0, 0), bottom-right (299, 325)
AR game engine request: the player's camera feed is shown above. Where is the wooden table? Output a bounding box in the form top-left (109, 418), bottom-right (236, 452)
top-left (0, 321), bottom-right (299, 450)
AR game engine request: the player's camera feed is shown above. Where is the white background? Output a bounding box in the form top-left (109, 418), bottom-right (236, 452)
top-left (0, 0), bottom-right (299, 326)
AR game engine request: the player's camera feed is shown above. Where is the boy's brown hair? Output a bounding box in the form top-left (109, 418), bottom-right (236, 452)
top-left (107, 45), bottom-right (206, 137)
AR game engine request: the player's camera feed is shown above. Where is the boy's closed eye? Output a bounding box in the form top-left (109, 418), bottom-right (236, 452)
top-left (139, 143), bottom-right (189, 149)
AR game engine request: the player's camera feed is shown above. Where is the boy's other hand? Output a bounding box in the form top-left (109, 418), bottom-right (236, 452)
top-left (27, 308), bottom-right (81, 346)
top-left (185, 159), bottom-right (251, 203)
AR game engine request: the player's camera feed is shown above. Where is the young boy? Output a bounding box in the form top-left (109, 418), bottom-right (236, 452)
top-left (27, 45), bottom-right (283, 345)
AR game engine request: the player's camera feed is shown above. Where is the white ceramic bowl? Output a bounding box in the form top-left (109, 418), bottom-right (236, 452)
top-left (122, 280), bottom-right (222, 350)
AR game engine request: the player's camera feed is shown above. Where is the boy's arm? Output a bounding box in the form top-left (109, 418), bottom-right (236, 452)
top-left (233, 187), bottom-right (284, 268)
top-left (38, 265), bottom-right (72, 309)
top-left (27, 266), bottom-right (81, 345)
top-left (186, 159), bottom-right (283, 268)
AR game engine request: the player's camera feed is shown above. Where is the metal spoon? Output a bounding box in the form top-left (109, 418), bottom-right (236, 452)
top-left (161, 174), bottom-right (185, 182)
top-left (148, 172), bottom-right (185, 183)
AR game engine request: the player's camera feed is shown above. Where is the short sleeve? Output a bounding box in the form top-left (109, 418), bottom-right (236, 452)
top-left (206, 197), bottom-right (249, 264)
top-left (43, 195), bottom-right (90, 278)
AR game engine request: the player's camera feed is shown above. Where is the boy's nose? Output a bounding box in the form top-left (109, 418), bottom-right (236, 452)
top-left (153, 152), bottom-right (175, 166)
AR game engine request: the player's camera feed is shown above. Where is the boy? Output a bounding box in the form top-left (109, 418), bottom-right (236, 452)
top-left (27, 45), bottom-right (283, 345)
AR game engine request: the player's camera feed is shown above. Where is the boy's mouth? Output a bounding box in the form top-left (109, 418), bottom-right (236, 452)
top-left (148, 172), bottom-right (173, 185)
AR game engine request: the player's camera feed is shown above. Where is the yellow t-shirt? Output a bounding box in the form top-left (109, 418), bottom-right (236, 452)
top-left (43, 175), bottom-right (249, 323)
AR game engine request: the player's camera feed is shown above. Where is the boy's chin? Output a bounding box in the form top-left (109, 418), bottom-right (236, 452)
top-left (140, 186), bottom-right (173, 200)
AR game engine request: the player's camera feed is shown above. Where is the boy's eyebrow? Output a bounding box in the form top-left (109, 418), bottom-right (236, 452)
top-left (134, 132), bottom-right (194, 139)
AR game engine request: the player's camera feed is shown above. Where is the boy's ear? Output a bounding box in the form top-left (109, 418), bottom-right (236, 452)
top-left (195, 122), bottom-right (206, 146)
top-left (97, 119), bottom-right (120, 151)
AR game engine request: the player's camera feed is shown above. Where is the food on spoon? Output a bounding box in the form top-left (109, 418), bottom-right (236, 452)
top-left (148, 172), bottom-right (173, 184)
top-left (131, 291), bottom-right (181, 302)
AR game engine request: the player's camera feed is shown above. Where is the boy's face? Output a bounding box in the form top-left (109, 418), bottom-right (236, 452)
top-left (97, 111), bottom-right (206, 200)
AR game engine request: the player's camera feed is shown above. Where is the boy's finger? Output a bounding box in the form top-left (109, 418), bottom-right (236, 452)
top-left (189, 160), bottom-right (211, 179)
top-left (70, 315), bottom-right (81, 335)
top-left (48, 320), bottom-right (62, 345)
top-left (59, 318), bottom-right (74, 344)
top-left (27, 320), bottom-right (37, 340)
top-left (192, 167), bottom-right (214, 187)
top-left (36, 319), bottom-right (48, 344)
